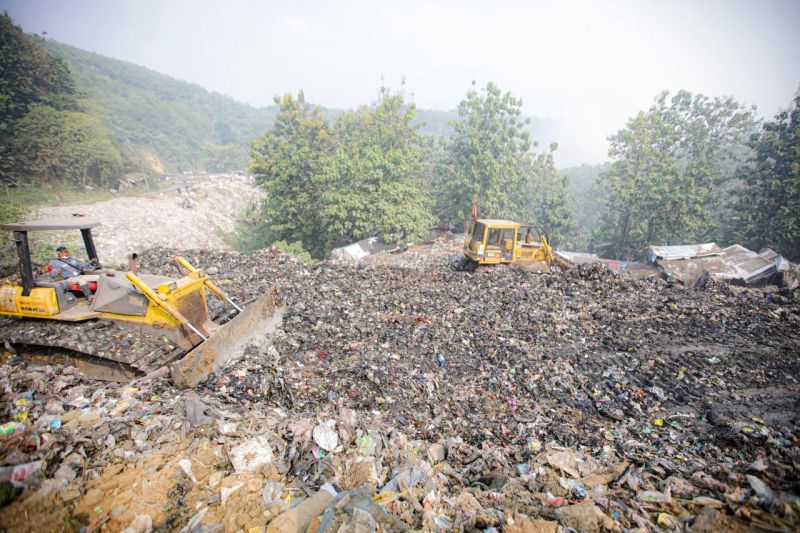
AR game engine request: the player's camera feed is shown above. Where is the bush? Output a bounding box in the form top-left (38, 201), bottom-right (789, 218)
top-left (270, 240), bottom-right (315, 265)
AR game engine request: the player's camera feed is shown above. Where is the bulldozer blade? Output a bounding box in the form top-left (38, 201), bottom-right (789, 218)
top-left (169, 287), bottom-right (284, 388)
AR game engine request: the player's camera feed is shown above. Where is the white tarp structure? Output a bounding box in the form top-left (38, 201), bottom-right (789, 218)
top-left (330, 237), bottom-right (398, 264)
top-left (554, 251), bottom-right (600, 265)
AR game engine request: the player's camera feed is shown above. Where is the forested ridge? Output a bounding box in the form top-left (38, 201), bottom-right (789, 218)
top-left (3, 17), bottom-right (558, 179)
top-left (0, 13), bottom-right (122, 190)
top-left (2, 13), bottom-right (798, 262)
top-left (44, 39), bottom-right (277, 173)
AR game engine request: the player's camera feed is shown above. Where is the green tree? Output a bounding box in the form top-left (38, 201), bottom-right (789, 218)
top-left (599, 90), bottom-right (756, 258)
top-left (44, 38), bottom-right (277, 173)
top-left (0, 14), bottom-right (128, 189)
top-left (436, 82), bottom-right (575, 245)
top-left (58, 109), bottom-right (124, 187)
top-left (522, 148), bottom-right (576, 247)
top-left (13, 103), bottom-right (123, 187)
top-left (247, 91), bottom-right (332, 257)
top-left (247, 87), bottom-right (435, 258)
top-left (0, 13), bottom-right (75, 125)
top-left (436, 81), bottom-right (533, 226)
top-left (730, 95), bottom-right (800, 260)
top-left (0, 13), bottom-right (77, 185)
top-left (317, 86), bottom-right (434, 253)
top-left (10, 103), bottom-right (64, 185)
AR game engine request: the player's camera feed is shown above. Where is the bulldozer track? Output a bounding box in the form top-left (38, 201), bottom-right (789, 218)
top-left (0, 317), bottom-right (185, 376)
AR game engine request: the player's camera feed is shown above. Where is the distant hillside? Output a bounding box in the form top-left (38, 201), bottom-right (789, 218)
top-left (562, 163), bottom-right (609, 250)
top-left (45, 39), bottom-right (578, 172)
top-left (45, 40), bottom-right (277, 173)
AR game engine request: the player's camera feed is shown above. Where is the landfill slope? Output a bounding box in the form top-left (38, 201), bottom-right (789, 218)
top-left (27, 174), bottom-right (262, 266)
top-left (1, 246), bottom-right (799, 532)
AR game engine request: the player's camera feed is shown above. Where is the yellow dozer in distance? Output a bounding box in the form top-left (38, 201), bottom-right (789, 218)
top-left (459, 218), bottom-right (554, 270)
top-left (0, 219), bottom-right (281, 387)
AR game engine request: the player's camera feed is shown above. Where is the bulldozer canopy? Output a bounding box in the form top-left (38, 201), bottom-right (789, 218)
top-left (2, 219), bottom-right (101, 232)
top-left (474, 218), bottom-right (520, 228)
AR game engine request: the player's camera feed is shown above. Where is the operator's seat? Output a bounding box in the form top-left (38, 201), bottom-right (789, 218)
top-left (35, 270), bottom-right (98, 293)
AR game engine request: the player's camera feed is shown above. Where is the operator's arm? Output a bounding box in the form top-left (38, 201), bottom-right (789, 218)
top-left (67, 256), bottom-right (94, 271)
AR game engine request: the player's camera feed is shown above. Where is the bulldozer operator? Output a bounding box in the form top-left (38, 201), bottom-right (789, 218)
top-left (50, 246), bottom-right (99, 299)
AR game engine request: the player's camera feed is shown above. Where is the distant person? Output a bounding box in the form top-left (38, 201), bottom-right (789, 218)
top-left (525, 229), bottom-right (534, 244)
top-left (50, 246), bottom-right (99, 299)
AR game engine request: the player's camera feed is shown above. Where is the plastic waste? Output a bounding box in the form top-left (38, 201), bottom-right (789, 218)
top-left (313, 420), bottom-right (338, 452)
top-left (184, 391), bottom-right (214, 427)
top-left (262, 480), bottom-right (287, 512)
top-left (228, 434), bottom-right (274, 473)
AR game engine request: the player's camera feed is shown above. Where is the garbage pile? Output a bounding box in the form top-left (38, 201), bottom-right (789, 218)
top-left (1, 246), bottom-right (799, 531)
top-left (30, 173), bottom-right (262, 266)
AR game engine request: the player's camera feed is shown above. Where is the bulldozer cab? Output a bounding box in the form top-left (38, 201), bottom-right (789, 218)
top-left (2, 218), bottom-right (101, 297)
top-left (0, 219), bottom-right (212, 347)
top-left (464, 219), bottom-right (520, 264)
top-left (464, 218), bottom-right (553, 267)
top-left (0, 218), bottom-right (284, 386)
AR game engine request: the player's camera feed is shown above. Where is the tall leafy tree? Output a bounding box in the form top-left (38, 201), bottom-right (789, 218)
top-left (317, 86), bottom-right (434, 253)
top-left (436, 82), bottom-right (533, 226)
top-left (1, 13), bottom-right (76, 185)
top-left (522, 148), bottom-right (576, 247)
top-left (1, 13), bottom-right (126, 188)
top-left (599, 90), bottom-right (756, 258)
top-left (247, 87), bottom-right (434, 258)
top-left (247, 91), bottom-right (332, 257)
top-left (13, 103), bottom-right (123, 187)
top-left (730, 95), bottom-right (800, 260)
top-left (436, 82), bottom-right (574, 244)
top-left (0, 13), bottom-right (75, 126)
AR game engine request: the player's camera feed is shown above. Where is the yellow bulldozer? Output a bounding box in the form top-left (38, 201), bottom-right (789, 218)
top-left (457, 218), bottom-right (554, 270)
top-left (0, 218), bottom-right (281, 387)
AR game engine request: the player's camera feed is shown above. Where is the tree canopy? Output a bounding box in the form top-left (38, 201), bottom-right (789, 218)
top-left (317, 87), bottom-right (435, 253)
top-left (5, 11), bottom-right (800, 263)
top-left (435, 82), bottom-right (574, 245)
top-left (435, 82), bottom-right (533, 224)
top-left (730, 95), bottom-right (800, 260)
top-left (43, 40), bottom-right (277, 173)
top-left (247, 92), bottom-right (332, 258)
top-left (598, 90), bottom-right (757, 258)
top-left (0, 13), bottom-right (124, 189)
top-left (247, 88), bottom-right (434, 259)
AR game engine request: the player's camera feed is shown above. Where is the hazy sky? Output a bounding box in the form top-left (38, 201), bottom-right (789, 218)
top-left (3, 0), bottom-right (799, 166)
